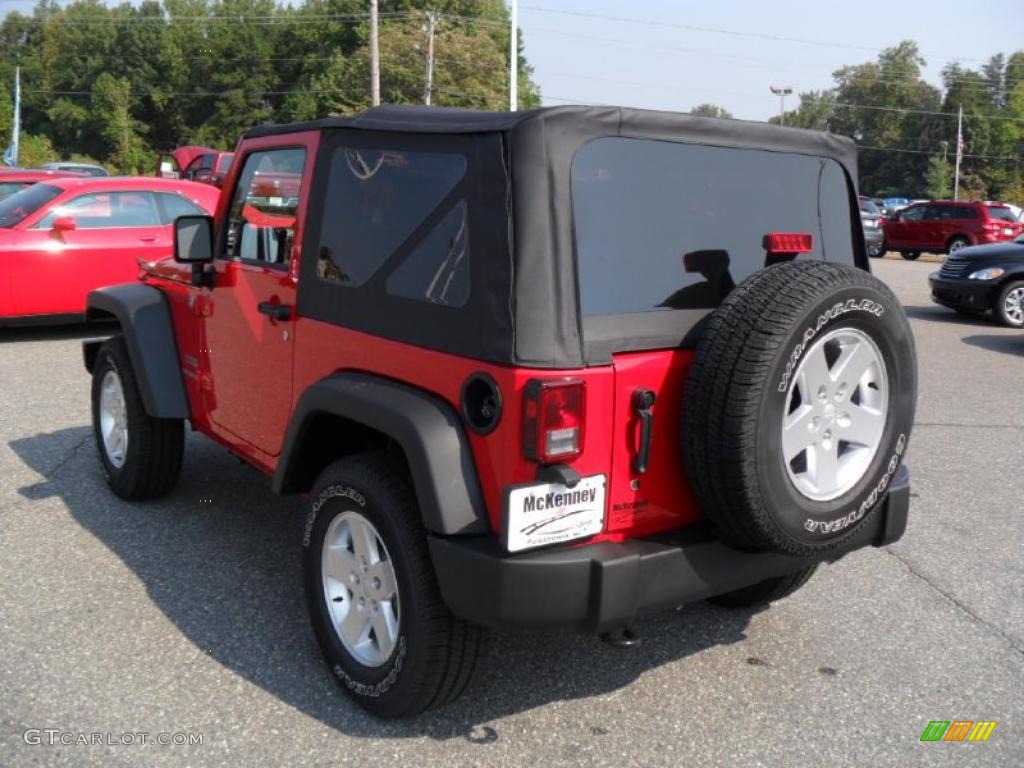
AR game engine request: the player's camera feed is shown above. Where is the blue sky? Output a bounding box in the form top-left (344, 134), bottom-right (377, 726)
top-left (0, 0), bottom-right (1019, 121)
top-left (518, 0), bottom-right (1023, 120)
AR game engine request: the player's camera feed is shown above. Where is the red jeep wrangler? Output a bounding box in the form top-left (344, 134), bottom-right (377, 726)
top-left (83, 106), bottom-right (917, 718)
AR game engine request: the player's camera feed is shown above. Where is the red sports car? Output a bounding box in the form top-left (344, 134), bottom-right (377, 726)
top-left (0, 169), bottom-right (83, 200)
top-left (0, 177), bottom-right (219, 323)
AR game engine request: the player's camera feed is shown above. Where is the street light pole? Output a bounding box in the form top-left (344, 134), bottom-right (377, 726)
top-left (770, 85), bottom-right (793, 125)
top-left (370, 0), bottom-right (380, 106)
top-left (423, 12), bottom-right (436, 106)
top-left (509, 0), bottom-right (518, 111)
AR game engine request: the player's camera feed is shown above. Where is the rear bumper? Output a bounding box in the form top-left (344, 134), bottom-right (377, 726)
top-left (928, 273), bottom-right (996, 310)
top-left (429, 465), bottom-right (911, 633)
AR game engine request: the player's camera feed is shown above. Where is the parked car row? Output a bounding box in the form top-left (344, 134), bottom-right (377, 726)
top-left (0, 176), bottom-right (219, 322)
top-left (860, 199), bottom-right (1023, 260)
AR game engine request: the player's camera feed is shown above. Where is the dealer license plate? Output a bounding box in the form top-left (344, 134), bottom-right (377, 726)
top-left (503, 475), bottom-right (607, 553)
top-left (1003, 227), bottom-right (1014, 235)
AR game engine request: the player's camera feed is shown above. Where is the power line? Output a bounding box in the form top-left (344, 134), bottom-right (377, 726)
top-left (524, 26), bottom-right (1019, 95)
top-left (831, 101), bottom-right (1024, 122)
top-left (856, 145), bottom-right (1019, 161)
top-left (522, 5), bottom-right (995, 65)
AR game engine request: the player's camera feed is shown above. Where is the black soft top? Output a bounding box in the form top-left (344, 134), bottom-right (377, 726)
top-left (254, 105), bottom-right (862, 368)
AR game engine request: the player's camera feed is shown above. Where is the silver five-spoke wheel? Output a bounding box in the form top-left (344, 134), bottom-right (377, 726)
top-left (1003, 286), bottom-right (1024, 325)
top-left (782, 328), bottom-right (888, 501)
top-left (321, 510), bottom-right (400, 667)
top-left (98, 370), bottom-right (128, 469)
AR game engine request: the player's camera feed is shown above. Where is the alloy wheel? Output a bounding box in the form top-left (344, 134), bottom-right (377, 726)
top-left (98, 370), bottom-right (129, 469)
top-left (782, 328), bottom-right (889, 501)
top-left (321, 510), bottom-right (400, 667)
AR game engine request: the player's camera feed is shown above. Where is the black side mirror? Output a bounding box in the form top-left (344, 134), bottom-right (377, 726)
top-left (173, 215), bottom-right (215, 288)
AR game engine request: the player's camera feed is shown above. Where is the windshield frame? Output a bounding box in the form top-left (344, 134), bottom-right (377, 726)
top-left (0, 183), bottom-right (63, 228)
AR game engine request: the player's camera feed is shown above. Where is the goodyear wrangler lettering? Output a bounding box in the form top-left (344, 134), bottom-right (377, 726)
top-left (778, 298), bottom-right (885, 393)
top-left (805, 433), bottom-right (906, 534)
top-left (523, 487), bottom-right (598, 513)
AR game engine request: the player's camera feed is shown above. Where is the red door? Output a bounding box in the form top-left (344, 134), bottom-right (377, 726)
top-left (886, 204), bottom-right (926, 250)
top-left (8, 191), bottom-right (166, 316)
top-left (202, 139), bottom-right (316, 457)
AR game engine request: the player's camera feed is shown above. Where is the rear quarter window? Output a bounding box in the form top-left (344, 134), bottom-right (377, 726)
top-left (572, 137), bottom-right (855, 316)
top-left (986, 206), bottom-right (1016, 222)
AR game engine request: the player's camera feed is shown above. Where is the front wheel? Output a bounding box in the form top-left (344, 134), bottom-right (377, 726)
top-left (304, 455), bottom-right (488, 718)
top-left (91, 336), bottom-right (184, 499)
top-left (901, 250), bottom-right (921, 261)
top-left (994, 280), bottom-right (1024, 328)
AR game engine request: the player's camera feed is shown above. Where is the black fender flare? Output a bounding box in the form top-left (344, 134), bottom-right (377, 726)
top-left (274, 373), bottom-right (489, 536)
top-left (83, 284), bottom-right (190, 419)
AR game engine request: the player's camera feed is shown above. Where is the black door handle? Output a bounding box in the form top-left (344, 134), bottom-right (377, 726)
top-left (632, 389), bottom-right (656, 474)
top-left (257, 301), bottom-right (292, 321)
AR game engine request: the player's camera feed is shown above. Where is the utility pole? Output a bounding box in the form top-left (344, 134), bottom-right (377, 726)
top-left (770, 85), bottom-right (792, 125)
top-left (369, 0), bottom-right (380, 106)
top-left (423, 12), bottom-right (436, 106)
top-left (4, 66), bottom-right (19, 167)
top-left (509, 0), bottom-right (518, 111)
top-left (953, 105), bottom-right (963, 201)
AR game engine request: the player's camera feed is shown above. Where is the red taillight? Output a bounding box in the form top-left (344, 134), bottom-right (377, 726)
top-left (522, 379), bottom-right (585, 464)
top-left (763, 232), bottom-right (813, 255)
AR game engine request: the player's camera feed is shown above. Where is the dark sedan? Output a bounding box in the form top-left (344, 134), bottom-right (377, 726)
top-left (929, 235), bottom-right (1024, 327)
top-left (859, 197), bottom-right (885, 257)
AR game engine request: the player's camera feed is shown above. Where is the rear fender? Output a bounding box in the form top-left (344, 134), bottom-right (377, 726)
top-left (274, 373), bottom-right (489, 536)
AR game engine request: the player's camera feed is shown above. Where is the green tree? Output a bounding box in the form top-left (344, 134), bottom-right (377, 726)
top-left (829, 41), bottom-right (943, 196)
top-left (924, 155), bottom-right (952, 199)
top-left (769, 90), bottom-right (835, 130)
top-left (90, 73), bottom-right (148, 173)
top-left (690, 103), bottom-right (732, 119)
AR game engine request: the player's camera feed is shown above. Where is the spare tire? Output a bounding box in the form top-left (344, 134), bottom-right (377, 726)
top-left (682, 261), bottom-right (916, 556)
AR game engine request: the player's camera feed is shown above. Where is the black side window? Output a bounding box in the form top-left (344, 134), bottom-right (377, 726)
top-left (901, 206), bottom-right (925, 221)
top-left (959, 207), bottom-right (980, 220)
top-left (386, 201), bottom-right (470, 306)
top-left (316, 149), bottom-right (466, 287)
top-left (224, 148), bottom-right (306, 268)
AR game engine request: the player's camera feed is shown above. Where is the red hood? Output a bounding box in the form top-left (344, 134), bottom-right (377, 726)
top-left (169, 146), bottom-right (216, 170)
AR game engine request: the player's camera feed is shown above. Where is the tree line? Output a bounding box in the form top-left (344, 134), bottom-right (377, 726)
top-left (0, 6), bottom-right (1020, 202)
top-left (758, 41), bottom-right (1023, 201)
top-left (0, 0), bottom-right (539, 172)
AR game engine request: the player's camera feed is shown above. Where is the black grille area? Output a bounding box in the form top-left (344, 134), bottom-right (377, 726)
top-left (939, 258), bottom-right (970, 279)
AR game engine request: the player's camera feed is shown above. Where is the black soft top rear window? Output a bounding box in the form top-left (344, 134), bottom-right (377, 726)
top-left (572, 137), bottom-right (855, 318)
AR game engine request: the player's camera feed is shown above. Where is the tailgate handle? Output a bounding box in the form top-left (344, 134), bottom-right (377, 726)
top-left (631, 389), bottom-right (656, 474)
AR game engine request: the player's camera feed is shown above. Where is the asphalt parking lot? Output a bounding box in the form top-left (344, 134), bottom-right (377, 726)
top-left (1, 258), bottom-right (1021, 767)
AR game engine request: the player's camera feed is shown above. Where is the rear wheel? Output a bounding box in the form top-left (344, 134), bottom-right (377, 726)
top-left (682, 261), bottom-right (916, 556)
top-left (867, 241), bottom-right (884, 258)
top-left (994, 280), bottom-right (1024, 328)
top-left (708, 565), bottom-right (818, 608)
top-left (90, 336), bottom-right (183, 499)
top-left (900, 250), bottom-right (920, 261)
top-left (304, 455), bottom-right (489, 718)
top-left (946, 236), bottom-right (971, 254)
